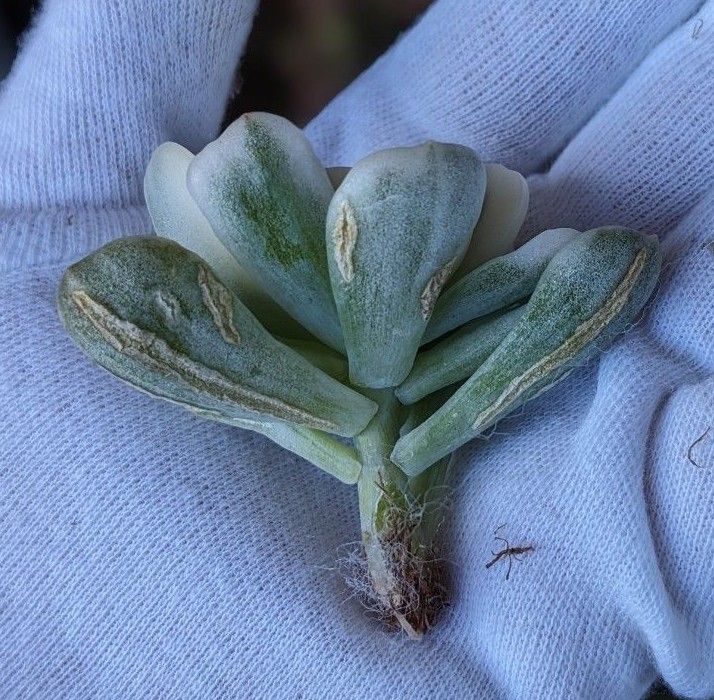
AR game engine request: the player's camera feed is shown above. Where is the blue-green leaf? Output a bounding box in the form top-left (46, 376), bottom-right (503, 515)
top-left (424, 228), bottom-right (579, 343)
top-left (393, 227), bottom-right (662, 475)
top-left (58, 237), bottom-right (376, 437)
top-left (187, 113), bottom-right (343, 350)
top-left (326, 142), bottom-right (486, 388)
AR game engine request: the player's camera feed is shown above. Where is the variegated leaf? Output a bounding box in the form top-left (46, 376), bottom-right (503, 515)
top-left (58, 237), bottom-right (376, 437)
top-left (326, 142), bottom-right (486, 388)
top-left (187, 112), bottom-right (344, 350)
top-left (423, 227), bottom-right (579, 343)
top-left (144, 141), bottom-right (307, 339)
top-left (392, 227), bottom-right (662, 475)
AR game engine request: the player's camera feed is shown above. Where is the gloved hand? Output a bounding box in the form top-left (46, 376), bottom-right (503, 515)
top-left (1, 1), bottom-right (712, 698)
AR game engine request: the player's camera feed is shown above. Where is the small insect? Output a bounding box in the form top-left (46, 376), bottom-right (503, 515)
top-left (485, 524), bottom-right (534, 581)
top-left (687, 427), bottom-right (711, 469)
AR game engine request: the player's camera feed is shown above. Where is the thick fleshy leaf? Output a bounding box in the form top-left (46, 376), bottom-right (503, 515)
top-left (144, 141), bottom-right (306, 339)
top-left (280, 337), bottom-right (349, 383)
top-left (326, 142), bottom-right (486, 388)
top-left (247, 421), bottom-right (362, 484)
top-left (187, 112), bottom-right (343, 350)
top-left (396, 305), bottom-right (527, 405)
top-left (423, 228), bottom-right (579, 344)
top-left (392, 227), bottom-right (662, 475)
top-left (399, 387), bottom-right (455, 438)
top-left (58, 237), bottom-right (377, 437)
top-left (191, 408), bottom-right (363, 484)
top-left (455, 163), bottom-right (529, 276)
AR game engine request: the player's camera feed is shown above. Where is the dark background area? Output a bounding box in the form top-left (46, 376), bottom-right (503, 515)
top-left (0, 0), bottom-right (430, 127)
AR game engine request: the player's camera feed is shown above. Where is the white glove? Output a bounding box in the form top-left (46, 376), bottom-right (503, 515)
top-left (1, 1), bottom-right (712, 698)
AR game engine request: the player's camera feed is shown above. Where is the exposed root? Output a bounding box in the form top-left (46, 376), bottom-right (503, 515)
top-left (338, 492), bottom-right (451, 638)
top-left (339, 540), bottom-right (449, 638)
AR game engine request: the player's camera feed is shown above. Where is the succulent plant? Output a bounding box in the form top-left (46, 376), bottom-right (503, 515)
top-left (58, 112), bottom-right (661, 639)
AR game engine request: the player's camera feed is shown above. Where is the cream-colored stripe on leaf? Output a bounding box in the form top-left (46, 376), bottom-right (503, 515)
top-left (197, 264), bottom-right (242, 345)
top-left (332, 200), bottom-right (358, 283)
top-left (472, 248), bottom-right (647, 430)
top-left (71, 290), bottom-right (337, 431)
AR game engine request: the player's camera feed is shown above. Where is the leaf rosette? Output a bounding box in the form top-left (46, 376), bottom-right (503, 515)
top-left (58, 112), bottom-right (661, 637)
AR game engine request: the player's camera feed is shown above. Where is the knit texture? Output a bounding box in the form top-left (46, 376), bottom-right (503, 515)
top-left (1, 1), bottom-right (713, 698)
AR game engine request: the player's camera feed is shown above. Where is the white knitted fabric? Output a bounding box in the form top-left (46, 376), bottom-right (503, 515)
top-left (1, 1), bottom-right (713, 697)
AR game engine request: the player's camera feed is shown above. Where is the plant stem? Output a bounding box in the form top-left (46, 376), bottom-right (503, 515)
top-left (354, 389), bottom-right (450, 638)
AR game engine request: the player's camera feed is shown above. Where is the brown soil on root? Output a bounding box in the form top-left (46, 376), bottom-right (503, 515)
top-left (341, 501), bottom-right (450, 638)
